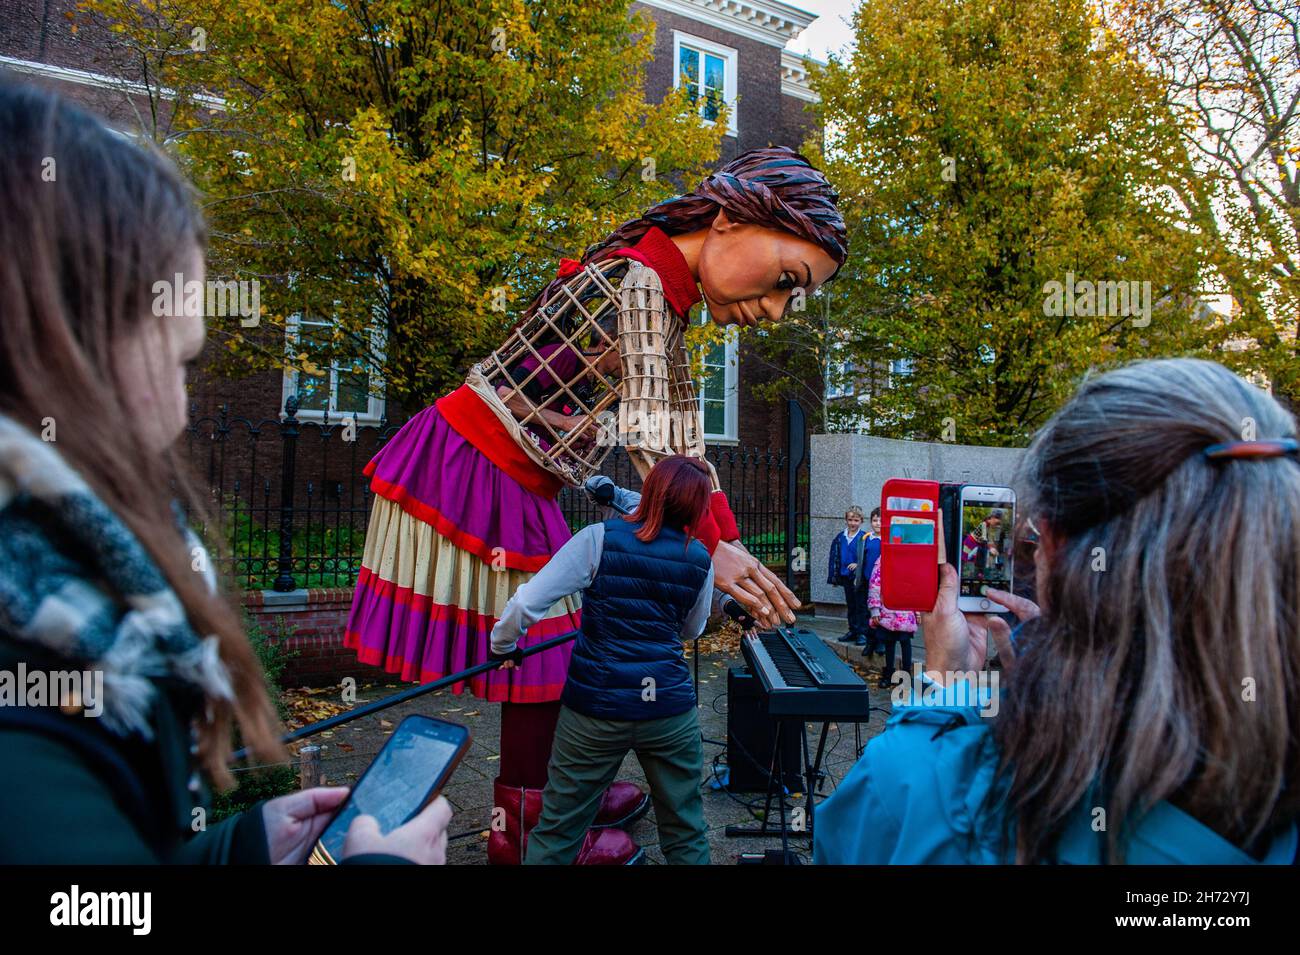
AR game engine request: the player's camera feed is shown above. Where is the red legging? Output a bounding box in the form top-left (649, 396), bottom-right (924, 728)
top-left (498, 700), bottom-right (562, 789)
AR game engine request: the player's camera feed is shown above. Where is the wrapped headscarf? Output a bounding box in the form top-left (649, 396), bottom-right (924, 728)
top-left (528, 146), bottom-right (847, 317)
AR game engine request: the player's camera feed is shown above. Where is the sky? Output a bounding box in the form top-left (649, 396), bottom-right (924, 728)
top-left (783, 0), bottom-right (858, 63)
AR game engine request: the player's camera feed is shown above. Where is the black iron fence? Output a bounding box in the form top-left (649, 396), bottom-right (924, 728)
top-left (184, 396), bottom-right (810, 598)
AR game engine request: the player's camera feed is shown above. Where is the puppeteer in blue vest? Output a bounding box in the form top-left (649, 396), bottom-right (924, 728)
top-left (490, 455), bottom-right (718, 865)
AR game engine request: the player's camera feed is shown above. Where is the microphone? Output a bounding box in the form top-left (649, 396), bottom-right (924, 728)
top-left (586, 475), bottom-right (616, 508)
top-left (720, 596), bottom-right (757, 631)
top-left (584, 475), bottom-right (632, 515)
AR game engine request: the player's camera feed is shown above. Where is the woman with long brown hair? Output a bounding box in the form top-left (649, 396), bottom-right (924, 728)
top-left (815, 358), bottom-right (1300, 864)
top-left (344, 145), bottom-right (847, 863)
top-left (0, 81), bottom-right (448, 864)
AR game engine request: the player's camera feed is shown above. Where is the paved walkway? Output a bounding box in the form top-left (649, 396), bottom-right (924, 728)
top-left (300, 616), bottom-right (911, 864)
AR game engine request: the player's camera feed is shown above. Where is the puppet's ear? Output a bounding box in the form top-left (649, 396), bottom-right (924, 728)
top-left (710, 208), bottom-right (741, 234)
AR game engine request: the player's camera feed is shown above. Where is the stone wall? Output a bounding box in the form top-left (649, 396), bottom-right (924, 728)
top-left (810, 434), bottom-right (1025, 617)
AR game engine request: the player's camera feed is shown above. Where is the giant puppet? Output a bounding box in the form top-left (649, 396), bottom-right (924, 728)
top-left (344, 147), bottom-right (847, 864)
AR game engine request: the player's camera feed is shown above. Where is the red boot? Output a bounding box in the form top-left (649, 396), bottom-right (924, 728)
top-left (593, 781), bottom-right (652, 829)
top-left (486, 778), bottom-right (644, 865)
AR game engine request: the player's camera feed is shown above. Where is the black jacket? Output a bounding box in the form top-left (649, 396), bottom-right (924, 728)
top-left (0, 636), bottom-right (269, 863)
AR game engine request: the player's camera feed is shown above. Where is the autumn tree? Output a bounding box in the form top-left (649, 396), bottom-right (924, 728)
top-left (80, 0), bottom-right (726, 408)
top-left (1104, 0), bottom-right (1300, 402)
top-left (813, 0), bottom-right (1216, 446)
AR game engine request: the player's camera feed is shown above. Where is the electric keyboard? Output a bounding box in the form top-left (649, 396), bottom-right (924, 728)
top-left (740, 627), bottom-right (871, 721)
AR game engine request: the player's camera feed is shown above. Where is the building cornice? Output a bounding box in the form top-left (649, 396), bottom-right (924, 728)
top-left (0, 55), bottom-right (226, 110)
top-left (636, 0), bottom-right (816, 48)
top-left (780, 50), bottom-right (820, 102)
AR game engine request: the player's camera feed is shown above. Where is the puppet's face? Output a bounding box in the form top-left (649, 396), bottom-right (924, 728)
top-left (696, 210), bottom-right (839, 328)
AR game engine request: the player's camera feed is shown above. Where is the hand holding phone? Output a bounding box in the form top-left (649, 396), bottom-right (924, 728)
top-left (955, 485), bottom-right (1016, 612)
top-left (920, 562), bottom-right (1040, 684)
top-left (342, 795), bottom-right (453, 865)
top-left (309, 715), bottom-right (470, 864)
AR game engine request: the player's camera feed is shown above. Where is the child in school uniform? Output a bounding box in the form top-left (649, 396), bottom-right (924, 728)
top-left (827, 506), bottom-right (870, 644)
top-left (862, 507), bottom-right (883, 652)
top-left (866, 555), bottom-right (918, 687)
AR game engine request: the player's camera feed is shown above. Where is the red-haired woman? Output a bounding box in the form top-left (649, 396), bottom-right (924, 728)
top-left (344, 147), bottom-right (846, 863)
top-left (491, 456), bottom-right (717, 864)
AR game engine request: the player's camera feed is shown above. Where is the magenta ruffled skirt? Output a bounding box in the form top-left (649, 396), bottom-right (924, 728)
top-left (344, 402), bottom-right (581, 702)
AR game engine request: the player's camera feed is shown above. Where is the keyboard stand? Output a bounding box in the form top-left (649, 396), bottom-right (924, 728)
top-left (724, 718), bottom-right (833, 855)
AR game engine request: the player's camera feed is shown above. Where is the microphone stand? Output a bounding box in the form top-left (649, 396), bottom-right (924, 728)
top-left (235, 483), bottom-right (635, 763)
top-left (231, 631), bottom-right (579, 762)
top-left (240, 483), bottom-right (752, 762)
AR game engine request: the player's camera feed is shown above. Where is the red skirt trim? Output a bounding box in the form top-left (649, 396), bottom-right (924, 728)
top-left (346, 638), bottom-right (568, 702)
top-left (362, 474), bottom-right (552, 573)
top-left (433, 385), bottom-right (566, 499)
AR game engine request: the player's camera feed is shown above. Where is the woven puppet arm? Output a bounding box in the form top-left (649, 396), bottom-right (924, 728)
top-left (617, 262), bottom-right (677, 481)
top-left (615, 263), bottom-right (730, 553)
top-left (666, 318), bottom-right (743, 543)
top-left (665, 322), bottom-right (708, 463)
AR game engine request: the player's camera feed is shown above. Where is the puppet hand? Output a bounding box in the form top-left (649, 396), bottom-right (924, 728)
top-left (711, 540), bottom-right (799, 629)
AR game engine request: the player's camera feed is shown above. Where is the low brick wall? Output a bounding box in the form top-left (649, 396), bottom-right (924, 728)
top-left (243, 588), bottom-right (380, 688)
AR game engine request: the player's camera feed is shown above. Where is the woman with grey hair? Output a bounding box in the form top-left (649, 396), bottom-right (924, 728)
top-left (815, 358), bottom-right (1299, 864)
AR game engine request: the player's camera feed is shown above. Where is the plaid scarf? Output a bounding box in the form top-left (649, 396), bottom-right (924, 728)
top-left (0, 415), bottom-right (232, 737)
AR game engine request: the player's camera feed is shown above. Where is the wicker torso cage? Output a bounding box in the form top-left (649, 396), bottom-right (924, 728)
top-left (469, 258), bottom-right (707, 488)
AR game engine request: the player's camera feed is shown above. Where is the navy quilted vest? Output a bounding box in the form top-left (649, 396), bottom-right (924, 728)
top-left (561, 519), bottom-right (711, 721)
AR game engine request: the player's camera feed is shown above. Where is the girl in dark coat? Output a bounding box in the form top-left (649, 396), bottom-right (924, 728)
top-left (0, 83), bottom-right (446, 864)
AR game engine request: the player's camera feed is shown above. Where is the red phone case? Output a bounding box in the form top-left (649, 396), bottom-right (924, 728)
top-left (880, 479), bottom-right (940, 612)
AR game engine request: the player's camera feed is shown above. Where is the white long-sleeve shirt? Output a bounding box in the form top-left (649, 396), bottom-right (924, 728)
top-left (489, 522), bottom-right (716, 654)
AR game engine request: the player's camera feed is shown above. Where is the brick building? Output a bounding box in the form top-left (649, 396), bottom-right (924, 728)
top-left (2, 0), bottom-right (826, 449)
top-left (2, 0), bottom-right (828, 682)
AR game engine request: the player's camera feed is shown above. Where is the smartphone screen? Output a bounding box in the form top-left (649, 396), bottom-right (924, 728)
top-left (958, 489), bottom-right (1015, 603)
top-left (313, 715), bottom-right (470, 864)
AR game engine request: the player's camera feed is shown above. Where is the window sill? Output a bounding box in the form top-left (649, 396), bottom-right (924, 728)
top-left (282, 410), bottom-right (386, 427)
top-left (699, 118), bottom-right (739, 138)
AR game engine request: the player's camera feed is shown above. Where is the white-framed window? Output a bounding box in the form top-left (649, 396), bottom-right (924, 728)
top-left (694, 307), bottom-right (738, 442)
top-left (826, 359), bottom-right (857, 400)
top-left (888, 358), bottom-right (914, 387)
top-left (282, 313), bottom-right (386, 424)
top-left (672, 31), bottom-right (738, 137)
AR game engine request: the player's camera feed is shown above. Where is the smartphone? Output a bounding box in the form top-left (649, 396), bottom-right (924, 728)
top-left (956, 485), bottom-right (1016, 612)
top-left (309, 715), bottom-right (471, 865)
